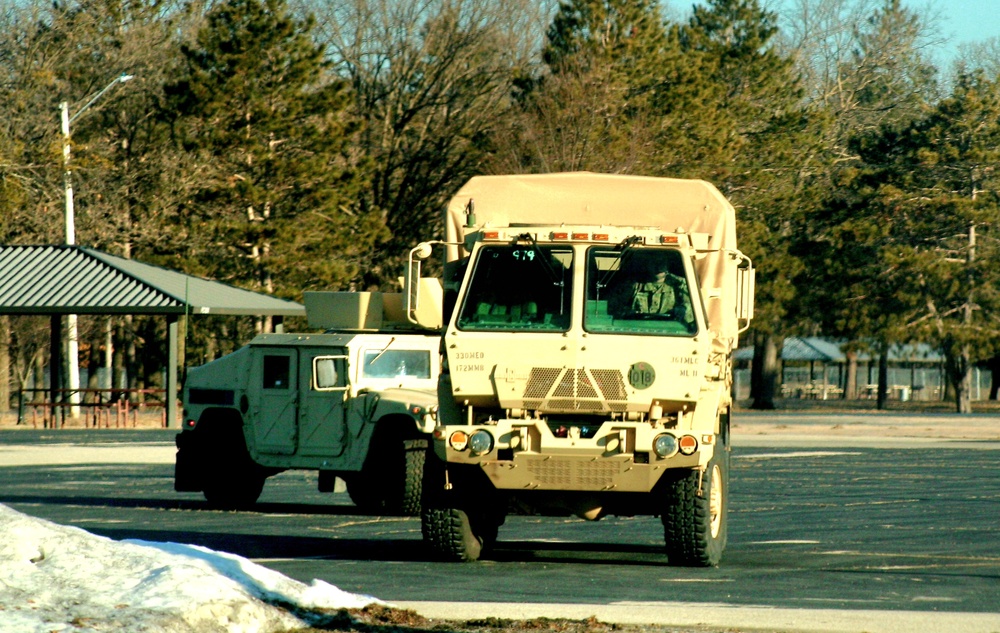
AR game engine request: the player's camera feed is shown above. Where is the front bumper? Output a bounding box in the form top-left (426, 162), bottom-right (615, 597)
top-left (434, 419), bottom-right (713, 493)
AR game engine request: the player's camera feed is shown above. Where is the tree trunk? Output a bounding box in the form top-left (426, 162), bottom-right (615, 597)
top-left (843, 351), bottom-right (858, 400)
top-left (86, 336), bottom-right (102, 402)
top-left (876, 350), bottom-right (888, 410)
top-left (986, 354), bottom-right (1000, 400)
top-left (750, 333), bottom-right (781, 410)
top-left (955, 347), bottom-right (973, 414)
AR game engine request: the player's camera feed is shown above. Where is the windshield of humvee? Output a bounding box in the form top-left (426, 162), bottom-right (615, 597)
top-left (457, 244), bottom-right (573, 332)
top-left (585, 247), bottom-right (697, 336)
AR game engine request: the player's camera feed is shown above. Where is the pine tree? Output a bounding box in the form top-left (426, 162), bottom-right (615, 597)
top-left (495, 0), bottom-right (723, 176)
top-left (163, 0), bottom-right (382, 301)
top-left (681, 0), bottom-right (816, 408)
top-left (851, 71), bottom-right (1000, 412)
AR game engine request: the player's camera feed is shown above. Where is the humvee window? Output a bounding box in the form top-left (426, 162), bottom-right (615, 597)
top-left (457, 244), bottom-right (573, 332)
top-left (585, 247), bottom-right (697, 336)
top-left (262, 355), bottom-right (290, 389)
top-left (314, 358), bottom-right (338, 388)
top-left (363, 350), bottom-right (431, 379)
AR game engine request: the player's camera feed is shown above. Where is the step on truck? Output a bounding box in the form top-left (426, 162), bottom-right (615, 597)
top-left (405, 172), bottom-right (755, 565)
top-left (175, 290), bottom-right (443, 515)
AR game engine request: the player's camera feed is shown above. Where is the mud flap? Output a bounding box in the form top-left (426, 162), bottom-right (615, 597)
top-left (174, 431), bottom-right (205, 492)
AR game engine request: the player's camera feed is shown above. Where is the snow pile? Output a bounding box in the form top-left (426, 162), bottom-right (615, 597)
top-left (0, 504), bottom-right (382, 633)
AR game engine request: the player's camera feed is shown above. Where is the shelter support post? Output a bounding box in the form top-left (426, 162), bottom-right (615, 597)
top-left (49, 315), bottom-right (62, 428)
top-left (167, 315), bottom-right (178, 429)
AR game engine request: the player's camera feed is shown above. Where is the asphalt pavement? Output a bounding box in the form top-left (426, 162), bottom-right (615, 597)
top-left (1, 412), bottom-right (999, 633)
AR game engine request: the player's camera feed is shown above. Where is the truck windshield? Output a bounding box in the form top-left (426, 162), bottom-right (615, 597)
top-left (457, 244), bottom-right (573, 332)
top-left (584, 247), bottom-right (697, 336)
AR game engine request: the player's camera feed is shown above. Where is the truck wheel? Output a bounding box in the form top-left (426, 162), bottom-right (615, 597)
top-left (347, 437), bottom-right (427, 516)
top-left (420, 459), bottom-right (500, 562)
top-left (661, 447), bottom-right (729, 566)
top-left (422, 507), bottom-right (485, 561)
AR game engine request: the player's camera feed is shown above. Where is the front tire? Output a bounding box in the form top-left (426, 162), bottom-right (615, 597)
top-left (661, 447), bottom-right (729, 566)
top-left (420, 458), bottom-right (502, 562)
top-left (348, 434), bottom-right (427, 516)
top-left (422, 507), bottom-right (485, 562)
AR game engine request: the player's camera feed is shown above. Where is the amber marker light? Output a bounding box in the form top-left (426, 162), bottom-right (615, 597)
top-left (449, 430), bottom-right (470, 451)
top-left (552, 231), bottom-right (569, 240)
top-left (483, 231), bottom-right (500, 239)
top-left (678, 435), bottom-right (699, 455)
top-left (593, 233), bottom-right (610, 241)
top-left (661, 235), bottom-right (679, 244)
top-left (571, 232), bottom-right (589, 240)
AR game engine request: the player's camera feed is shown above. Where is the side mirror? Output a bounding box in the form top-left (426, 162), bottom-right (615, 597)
top-left (736, 264), bottom-right (755, 332)
top-left (405, 242), bottom-right (442, 328)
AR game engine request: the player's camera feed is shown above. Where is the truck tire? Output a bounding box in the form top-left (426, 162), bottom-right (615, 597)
top-left (422, 507), bottom-right (485, 562)
top-left (661, 447), bottom-right (729, 566)
top-left (420, 458), bottom-right (500, 562)
top-left (348, 435), bottom-right (427, 516)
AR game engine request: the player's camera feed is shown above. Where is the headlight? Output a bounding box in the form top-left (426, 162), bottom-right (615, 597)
top-left (653, 434), bottom-right (678, 458)
top-left (468, 430), bottom-right (494, 455)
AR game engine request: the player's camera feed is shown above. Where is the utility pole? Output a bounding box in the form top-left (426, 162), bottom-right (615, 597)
top-left (59, 73), bottom-right (134, 417)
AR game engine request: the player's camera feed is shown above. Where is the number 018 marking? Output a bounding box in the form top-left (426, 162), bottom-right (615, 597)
top-left (629, 362), bottom-right (655, 389)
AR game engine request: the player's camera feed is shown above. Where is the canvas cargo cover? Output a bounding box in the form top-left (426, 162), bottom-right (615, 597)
top-left (444, 172), bottom-right (741, 347)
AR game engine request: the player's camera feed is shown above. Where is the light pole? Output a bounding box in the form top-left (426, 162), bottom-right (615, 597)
top-left (59, 73), bottom-right (133, 417)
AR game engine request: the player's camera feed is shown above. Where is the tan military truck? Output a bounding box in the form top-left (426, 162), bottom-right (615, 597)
top-left (405, 172), bottom-right (754, 565)
top-left (174, 291), bottom-right (442, 515)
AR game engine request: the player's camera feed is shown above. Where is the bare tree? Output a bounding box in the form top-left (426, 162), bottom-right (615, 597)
top-left (305, 0), bottom-right (545, 286)
top-left (780, 0), bottom-right (944, 153)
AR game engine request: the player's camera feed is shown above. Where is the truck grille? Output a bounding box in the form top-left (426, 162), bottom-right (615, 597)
top-left (526, 458), bottom-right (623, 487)
top-left (522, 367), bottom-right (628, 413)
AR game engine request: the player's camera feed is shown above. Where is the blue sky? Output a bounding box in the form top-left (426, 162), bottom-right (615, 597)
top-left (685, 0), bottom-right (1000, 66)
top-left (921, 0), bottom-right (1000, 61)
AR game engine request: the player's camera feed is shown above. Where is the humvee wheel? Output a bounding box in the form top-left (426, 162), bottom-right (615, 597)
top-left (203, 470), bottom-right (266, 510)
top-left (348, 435), bottom-right (427, 516)
top-left (661, 447), bottom-right (729, 566)
top-left (195, 412), bottom-right (267, 510)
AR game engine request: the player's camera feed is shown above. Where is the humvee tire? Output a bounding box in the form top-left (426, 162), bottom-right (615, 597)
top-left (203, 469), bottom-right (266, 511)
top-left (347, 430), bottom-right (427, 516)
top-left (420, 458), bottom-right (501, 562)
top-left (661, 445), bottom-right (729, 566)
top-left (195, 411), bottom-right (268, 510)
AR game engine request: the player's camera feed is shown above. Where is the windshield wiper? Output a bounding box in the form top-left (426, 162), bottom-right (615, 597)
top-left (596, 236), bottom-right (643, 297)
top-left (515, 233), bottom-right (563, 285)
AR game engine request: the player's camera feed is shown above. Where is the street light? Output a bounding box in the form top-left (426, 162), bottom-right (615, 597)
top-left (60, 73), bottom-right (133, 244)
top-left (59, 72), bottom-right (134, 417)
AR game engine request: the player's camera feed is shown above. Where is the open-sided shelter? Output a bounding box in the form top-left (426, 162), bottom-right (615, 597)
top-left (0, 245), bottom-right (305, 427)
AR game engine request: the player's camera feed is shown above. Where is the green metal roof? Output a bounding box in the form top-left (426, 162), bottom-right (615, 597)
top-left (0, 245), bottom-right (305, 316)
